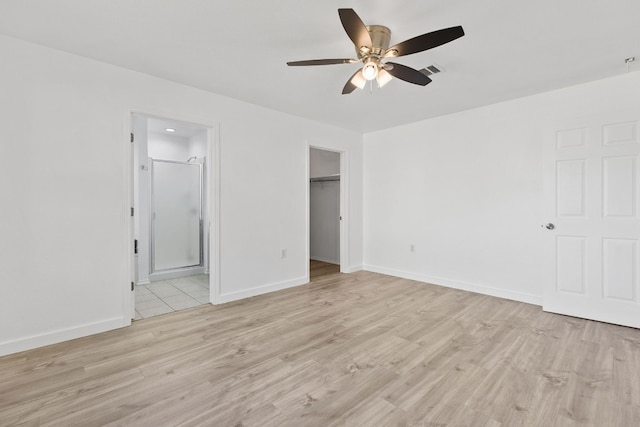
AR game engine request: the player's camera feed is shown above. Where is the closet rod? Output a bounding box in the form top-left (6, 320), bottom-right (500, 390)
top-left (310, 176), bottom-right (340, 183)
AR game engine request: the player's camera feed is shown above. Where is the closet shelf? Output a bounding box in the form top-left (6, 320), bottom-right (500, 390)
top-left (310, 174), bottom-right (340, 183)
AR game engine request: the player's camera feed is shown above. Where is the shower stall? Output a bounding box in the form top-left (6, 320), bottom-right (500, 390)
top-left (149, 158), bottom-right (203, 277)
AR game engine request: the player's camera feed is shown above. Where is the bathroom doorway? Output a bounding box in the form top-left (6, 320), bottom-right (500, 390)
top-left (131, 114), bottom-right (214, 319)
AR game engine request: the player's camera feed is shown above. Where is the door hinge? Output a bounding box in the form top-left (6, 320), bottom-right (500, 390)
top-left (131, 281), bottom-right (134, 291)
top-left (131, 207), bottom-right (134, 216)
top-left (134, 239), bottom-right (138, 254)
top-left (130, 132), bottom-right (134, 143)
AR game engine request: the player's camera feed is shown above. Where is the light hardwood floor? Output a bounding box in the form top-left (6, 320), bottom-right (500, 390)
top-left (310, 259), bottom-right (340, 279)
top-left (1, 270), bottom-right (640, 426)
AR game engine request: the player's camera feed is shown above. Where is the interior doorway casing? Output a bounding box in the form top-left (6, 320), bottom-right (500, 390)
top-left (307, 143), bottom-right (350, 277)
top-left (124, 110), bottom-right (221, 324)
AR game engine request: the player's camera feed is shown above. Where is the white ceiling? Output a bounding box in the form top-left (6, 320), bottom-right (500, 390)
top-left (146, 117), bottom-right (206, 139)
top-left (1, 1), bottom-right (639, 133)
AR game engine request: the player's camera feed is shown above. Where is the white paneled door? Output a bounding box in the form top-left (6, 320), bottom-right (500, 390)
top-left (543, 112), bottom-right (640, 328)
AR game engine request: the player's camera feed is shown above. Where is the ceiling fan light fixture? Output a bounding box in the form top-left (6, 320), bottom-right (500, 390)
top-left (351, 70), bottom-right (367, 89)
top-left (376, 69), bottom-right (393, 88)
top-left (362, 59), bottom-right (378, 80)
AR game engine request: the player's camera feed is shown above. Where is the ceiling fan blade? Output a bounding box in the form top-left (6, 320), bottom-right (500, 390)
top-left (338, 8), bottom-right (372, 51)
top-left (287, 59), bottom-right (357, 66)
top-left (385, 62), bottom-right (432, 86)
top-left (385, 26), bottom-right (464, 58)
top-left (342, 69), bottom-right (366, 94)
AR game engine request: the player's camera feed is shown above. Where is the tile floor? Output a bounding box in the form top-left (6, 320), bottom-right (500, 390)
top-left (134, 274), bottom-right (209, 320)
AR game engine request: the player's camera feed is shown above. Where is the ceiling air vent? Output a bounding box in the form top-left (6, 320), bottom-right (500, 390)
top-left (419, 65), bottom-right (442, 76)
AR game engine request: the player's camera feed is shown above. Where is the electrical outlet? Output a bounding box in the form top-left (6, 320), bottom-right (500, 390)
top-left (281, 249), bottom-right (287, 259)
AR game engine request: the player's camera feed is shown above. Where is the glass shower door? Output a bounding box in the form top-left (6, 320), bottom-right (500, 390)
top-left (151, 159), bottom-right (202, 272)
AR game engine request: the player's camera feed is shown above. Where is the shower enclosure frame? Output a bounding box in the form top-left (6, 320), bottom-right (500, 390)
top-left (149, 157), bottom-right (204, 274)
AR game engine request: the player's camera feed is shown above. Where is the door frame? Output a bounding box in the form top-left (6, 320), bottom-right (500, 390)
top-left (124, 109), bottom-right (221, 324)
top-left (306, 143), bottom-right (350, 276)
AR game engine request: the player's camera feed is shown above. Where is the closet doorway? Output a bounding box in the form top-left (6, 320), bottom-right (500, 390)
top-left (309, 147), bottom-right (342, 280)
top-left (131, 114), bottom-right (214, 320)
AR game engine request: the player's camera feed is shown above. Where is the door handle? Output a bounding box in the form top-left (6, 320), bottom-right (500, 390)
top-left (544, 223), bottom-right (555, 230)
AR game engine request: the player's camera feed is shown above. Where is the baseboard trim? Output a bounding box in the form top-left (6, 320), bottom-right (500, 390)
top-left (344, 264), bottom-right (363, 273)
top-left (149, 266), bottom-right (205, 282)
top-left (363, 264), bottom-right (542, 306)
top-left (217, 276), bottom-right (309, 304)
top-left (542, 303), bottom-right (640, 329)
top-left (0, 317), bottom-right (126, 357)
top-left (310, 256), bottom-right (340, 265)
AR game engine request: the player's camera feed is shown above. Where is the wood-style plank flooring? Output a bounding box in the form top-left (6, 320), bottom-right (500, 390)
top-left (310, 259), bottom-right (340, 279)
top-left (1, 270), bottom-right (640, 426)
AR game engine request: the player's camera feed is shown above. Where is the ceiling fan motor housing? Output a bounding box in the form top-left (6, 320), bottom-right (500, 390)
top-left (358, 25), bottom-right (391, 57)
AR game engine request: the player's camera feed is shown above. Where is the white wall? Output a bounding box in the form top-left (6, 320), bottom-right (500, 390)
top-left (310, 147), bottom-right (340, 178)
top-left (310, 182), bottom-right (340, 264)
top-left (188, 130), bottom-right (208, 160)
top-left (0, 35), bottom-right (363, 356)
top-left (363, 71), bottom-right (640, 305)
top-left (310, 149), bottom-right (340, 264)
top-left (147, 132), bottom-right (189, 161)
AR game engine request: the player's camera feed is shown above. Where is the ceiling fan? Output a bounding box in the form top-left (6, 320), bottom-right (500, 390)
top-left (287, 9), bottom-right (464, 94)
